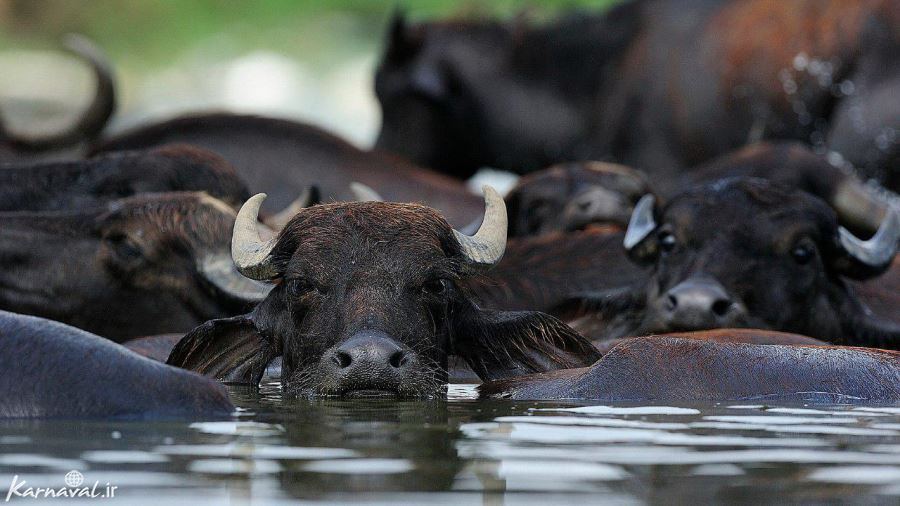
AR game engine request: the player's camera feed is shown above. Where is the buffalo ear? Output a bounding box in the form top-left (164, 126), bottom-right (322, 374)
top-left (385, 8), bottom-right (422, 63)
top-left (166, 315), bottom-right (276, 386)
top-left (451, 304), bottom-right (601, 381)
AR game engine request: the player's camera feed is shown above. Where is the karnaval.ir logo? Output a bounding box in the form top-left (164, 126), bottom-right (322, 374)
top-left (5, 470), bottom-right (117, 501)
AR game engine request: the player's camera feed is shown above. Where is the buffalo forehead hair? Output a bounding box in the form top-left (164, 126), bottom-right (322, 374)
top-left (678, 177), bottom-right (838, 233)
top-left (272, 202), bottom-right (463, 267)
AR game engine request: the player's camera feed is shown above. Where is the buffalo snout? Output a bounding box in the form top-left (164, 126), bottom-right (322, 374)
top-left (662, 277), bottom-right (744, 330)
top-left (322, 330), bottom-right (415, 398)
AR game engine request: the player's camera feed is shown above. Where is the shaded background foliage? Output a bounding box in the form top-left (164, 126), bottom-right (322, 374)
top-left (0, 0), bottom-right (619, 145)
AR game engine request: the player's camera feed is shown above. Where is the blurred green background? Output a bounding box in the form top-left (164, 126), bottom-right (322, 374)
top-left (0, 0), bottom-right (618, 145)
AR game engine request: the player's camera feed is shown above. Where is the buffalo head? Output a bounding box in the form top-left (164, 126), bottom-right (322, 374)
top-left (169, 187), bottom-right (599, 398)
top-left (0, 192), bottom-right (268, 340)
top-left (563, 178), bottom-right (899, 347)
top-left (505, 161), bottom-right (652, 237)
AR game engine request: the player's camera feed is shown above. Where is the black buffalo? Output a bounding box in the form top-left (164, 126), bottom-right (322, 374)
top-left (0, 192), bottom-right (270, 341)
top-left (557, 177), bottom-right (900, 348)
top-left (0, 311), bottom-right (233, 418)
top-left (376, 1), bottom-right (900, 190)
top-left (92, 113), bottom-right (482, 227)
top-left (1, 35), bottom-right (115, 162)
top-left (168, 188), bottom-right (600, 398)
top-left (0, 144), bottom-right (250, 212)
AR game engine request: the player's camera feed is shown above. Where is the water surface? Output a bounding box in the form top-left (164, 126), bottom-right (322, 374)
top-left (2, 383), bottom-right (899, 504)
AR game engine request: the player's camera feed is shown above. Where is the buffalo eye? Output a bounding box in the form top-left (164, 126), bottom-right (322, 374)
top-left (286, 278), bottom-right (318, 299)
top-left (658, 231), bottom-right (677, 253)
top-left (791, 243), bottom-right (816, 265)
top-left (105, 232), bottom-right (144, 262)
top-left (422, 278), bottom-right (448, 296)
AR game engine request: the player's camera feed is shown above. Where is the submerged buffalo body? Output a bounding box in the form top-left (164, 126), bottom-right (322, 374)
top-left (92, 113), bottom-right (482, 227)
top-left (480, 335), bottom-right (900, 403)
top-left (0, 144), bottom-right (250, 212)
top-left (0, 311), bottom-right (233, 419)
top-left (377, 0), bottom-right (900, 189)
top-left (168, 189), bottom-right (600, 398)
top-left (0, 192), bottom-right (267, 340)
top-left (559, 177), bottom-right (900, 348)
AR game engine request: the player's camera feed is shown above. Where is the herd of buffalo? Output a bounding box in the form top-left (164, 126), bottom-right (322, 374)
top-left (1, 0), bottom-right (899, 419)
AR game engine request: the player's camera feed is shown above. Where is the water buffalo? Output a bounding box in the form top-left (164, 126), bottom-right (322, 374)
top-left (0, 311), bottom-right (233, 418)
top-left (0, 144), bottom-right (250, 212)
top-left (167, 188), bottom-right (601, 397)
top-left (500, 142), bottom-right (896, 239)
top-left (376, 1), bottom-right (900, 190)
top-left (0, 192), bottom-right (269, 341)
top-left (505, 161), bottom-right (652, 237)
top-left (91, 113), bottom-right (482, 227)
top-left (557, 177), bottom-right (900, 348)
top-left (1, 35), bottom-right (115, 162)
top-left (479, 335), bottom-right (900, 403)
top-left (592, 328), bottom-right (828, 355)
top-left (467, 229), bottom-right (645, 312)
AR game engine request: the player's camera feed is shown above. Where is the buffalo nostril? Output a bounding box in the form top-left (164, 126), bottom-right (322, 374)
top-left (333, 350), bottom-right (352, 369)
top-left (665, 294), bottom-right (678, 311)
top-left (389, 350), bottom-right (407, 369)
top-left (711, 299), bottom-right (733, 317)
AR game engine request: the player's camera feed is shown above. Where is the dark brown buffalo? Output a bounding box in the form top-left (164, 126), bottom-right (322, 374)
top-left (91, 113), bottom-right (482, 227)
top-left (592, 328), bottom-right (828, 355)
top-left (505, 161), bottom-right (652, 237)
top-left (556, 177), bottom-right (900, 348)
top-left (1, 35), bottom-right (115, 162)
top-left (467, 229), bottom-right (646, 312)
top-left (376, 1), bottom-right (900, 190)
top-left (0, 311), bottom-right (233, 419)
top-left (168, 188), bottom-right (600, 398)
top-left (0, 144), bottom-right (250, 211)
top-left (479, 335), bottom-right (900, 403)
top-left (0, 192), bottom-right (269, 341)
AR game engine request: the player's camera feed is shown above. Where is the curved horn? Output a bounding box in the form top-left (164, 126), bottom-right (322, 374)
top-left (623, 194), bottom-right (657, 250)
top-left (199, 254), bottom-right (272, 302)
top-left (832, 177), bottom-right (892, 235)
top-left (838, 206), bottom-right (900, 268)
top-left (350, 182), bottom-right (384, 202)
top-left (264, 186), bottom-right (319, 230)
top-left (232, 193), bottom-right (279, 280)
top-left (453, 185), bottom-right (507, 266)
top-left (9, 34), bottom-right (115, 150)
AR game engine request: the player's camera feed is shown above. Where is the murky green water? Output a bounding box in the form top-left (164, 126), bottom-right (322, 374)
top-left (1, 384), bottom-right (899, 504)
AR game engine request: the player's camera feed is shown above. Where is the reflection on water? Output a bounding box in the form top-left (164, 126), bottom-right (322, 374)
top-left (1, 383), bottom-right (899, 503)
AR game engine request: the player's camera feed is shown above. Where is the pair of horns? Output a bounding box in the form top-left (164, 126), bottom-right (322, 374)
top-left (231, 186), bottom-right (508, 280)
top-left (624, 193), bottom-right (900, 269)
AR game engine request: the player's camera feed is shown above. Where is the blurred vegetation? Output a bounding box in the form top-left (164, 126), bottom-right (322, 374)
top-left (0, 0), bottom-right (620, 143)
top-left (0, 1), bottom-right (619, 68)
